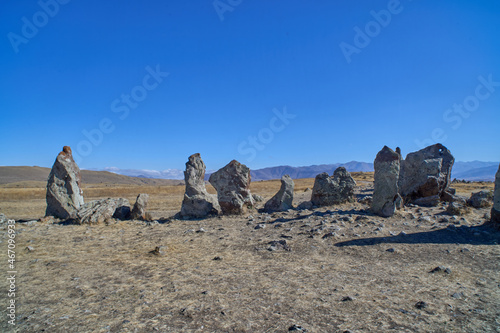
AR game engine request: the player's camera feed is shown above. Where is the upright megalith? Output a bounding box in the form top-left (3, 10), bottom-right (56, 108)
top-left (492, 164), bottom-right (500, 225)
top-left (181, 153), bottom-right (221, 218)
top-left (264, 175), bottom-right (294, 212)
top-left (372, 146), bottom-right (402, 217)
top-left (398, 143), bottom-right (454, 206)
top-left (209, 160), bottom-right (254, 215)
top-left (46, 146), bottom-right (84, 220)
top-left (311, 167), bottom-right (356, 207)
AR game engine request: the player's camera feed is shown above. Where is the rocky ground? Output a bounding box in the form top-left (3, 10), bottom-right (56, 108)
top-left (1, 182), bottom-right (499, 332)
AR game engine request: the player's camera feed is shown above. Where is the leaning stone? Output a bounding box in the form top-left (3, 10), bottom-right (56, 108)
top-left (492, 164), bottom-right (500, 225)
top-left (181, 153), bottom-right (221, 218)
top-left (45, 146), bottom-right (84, 220)
top-left (467, 190), bottom-right (493, 209)
top-left (131, 193), bottom-right (149, 220)
top-left (311, 167), bottom-right (356, 207)
top-left (264, 175), bottom-right (294, 212)
top-left (372, 146), bottom-right (401, 217)
top-left (209, 160), bottom-right (254, 215)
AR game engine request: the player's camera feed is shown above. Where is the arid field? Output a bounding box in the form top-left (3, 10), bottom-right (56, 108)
top-left (0, 173), bottom-right (499, 332)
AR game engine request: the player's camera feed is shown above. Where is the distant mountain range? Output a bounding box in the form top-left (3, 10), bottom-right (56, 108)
top-left (91, 161), bottom-right (499, 182)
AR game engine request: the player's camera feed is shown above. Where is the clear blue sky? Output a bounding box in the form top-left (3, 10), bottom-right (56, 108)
top-left (1, 0), bottom-right (499, 171)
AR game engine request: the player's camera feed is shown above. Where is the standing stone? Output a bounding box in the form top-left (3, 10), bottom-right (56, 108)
top-left (492, 164), bottom-right (500, 224)
top-left (311, 167), bottom-right (356, 207)
top-left (209, 160), bottom-right (254, 215)
top-left (264, 175), bottom-right (294, 212)
top-left (398, 143), bottom-right (454, 205)
top-left (181, 153), bottom-right (221, 218)
top-left (372, 146), bottom-right (402, 217)
top-left (45, 146), bottom-right (84, 220)
top-left (131, 193), bottom-right (149, 220)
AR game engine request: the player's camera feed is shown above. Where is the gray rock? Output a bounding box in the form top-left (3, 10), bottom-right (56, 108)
top-left (264, 175), bottom-right (294, 212)
top-left (311, 167), bottom-right (356, 207)
top-left (372, 146), bottom-right (401, 217)
top-left (467, 190), bottom-right (493, 209)
top-left (297, 201), bottom-right (313, 210)
top-left (359, 195), bottom-right (372, 205)
top-left (131, 193), bottom-right (149, 220)
top-left (252, 194), bottom-right (264, 202)
top-left (493, 164), bottom-right (500, 225)
top-left (181, 153), bottom-right (221, 218)
top-left (77, 198), bottom-right (129, 225)
top-left (268, 240), bottom-right (290, 251)
top-left (412, 195), bottom-right (441, 207)
top-left (45, 146), bottom-right (84, 220)
top-left (209, 160), bottom-right (254, 215)
top-left (399, 144), bottom-right (454, 206)
top-left (447, 202), bottom-right (469, 216)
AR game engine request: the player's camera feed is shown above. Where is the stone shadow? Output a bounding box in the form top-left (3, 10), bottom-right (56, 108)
top-left (334, 223), bottom-right (500, 247)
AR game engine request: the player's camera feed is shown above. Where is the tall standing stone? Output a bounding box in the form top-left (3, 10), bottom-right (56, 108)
top-left (45, 146), bottom-right (84, 220)
top-left (209, 160), bottom-right (254, 215)
top-left (181, 153), bottom-right (221, 218)
top-left (372, 146), bottom-right (401, 217)
top-left (492, 164), bottom-right (500, 225)
top-left (311, 167), bottom-right (356, 207)
top-left (398, 143), bottom-right (454, 206)
top-left (264, 175), bottom-right (294, 212)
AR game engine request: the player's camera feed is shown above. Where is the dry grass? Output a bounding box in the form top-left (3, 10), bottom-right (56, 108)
top-left (0, 197), bottom-right (499, 332)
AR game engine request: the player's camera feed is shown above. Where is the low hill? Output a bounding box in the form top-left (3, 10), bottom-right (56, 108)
top-left (0, 166), bottom-right (183, 186)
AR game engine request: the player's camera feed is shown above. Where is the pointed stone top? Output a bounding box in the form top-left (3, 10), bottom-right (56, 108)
top-left (58, 146), bottom-right (73, 158)
top-left (376, 146), bottom-right (399, 163)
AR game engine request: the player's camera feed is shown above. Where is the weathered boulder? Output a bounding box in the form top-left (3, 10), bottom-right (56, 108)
top-left (399, 144), bottom-right (454, 206)
top-left (372, 146), bottom-right (402, 217)
top-left (131, 193), bottom-right (149, 220)
top-left (264, 175), bottom-right (294, 212)
top-left (492, 164), bottom-right (500, 224)
top-left (311, 167), bottom-right (356, 207)
top-left (77, 198), bottom-right (130, 224)
top-left (181, 153), bottom-right (220, 218)
top-left (209, 160), bottom-right (254, 214)
top-left (467, 190), bottom-right (493, 209)
top-left (45, 146), bottom-right (84, 220)
top-left (447, 201), bottom-right (470, 216)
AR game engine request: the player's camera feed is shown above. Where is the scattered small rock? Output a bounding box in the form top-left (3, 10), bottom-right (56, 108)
top-left (267, 240), bottom-right (290, 251)
top-left (415, 301), bottom-right (428, 309)
top-left (429, 266), bottom-right (452, 274)
top-left (341, 296), bottom-right (354, 302)
top-left (149, 246), bottom-right (166, 256)
top-left (288, 324), bottom-right (307, 332)
top-left (386, 248), bottom-right (395, 253)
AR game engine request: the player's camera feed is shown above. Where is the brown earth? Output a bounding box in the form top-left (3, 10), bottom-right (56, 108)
top-left (0, 173), bottom-right (498, 332)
